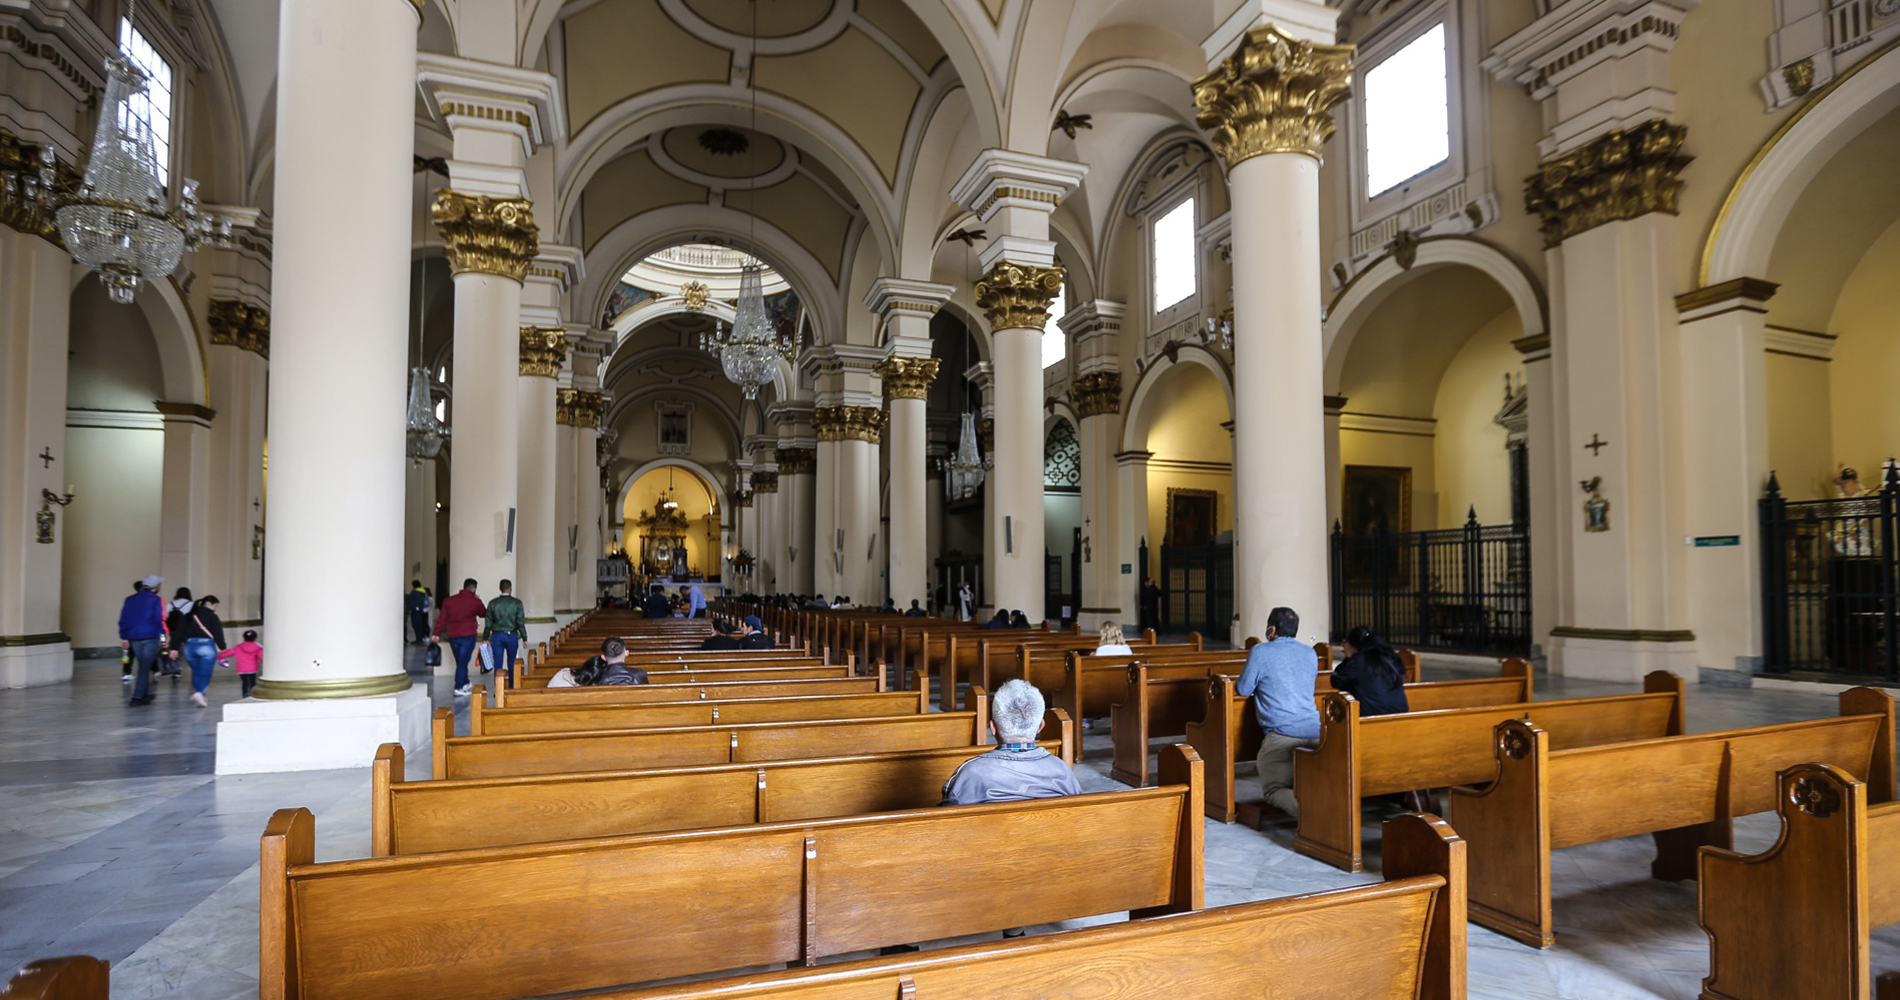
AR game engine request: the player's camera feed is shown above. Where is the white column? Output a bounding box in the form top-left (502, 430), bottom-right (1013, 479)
top-left (774, 424), bottom-right (816, 596)
top-left (1518, 337), bottom-right (1559, 660)
top-left (1116, 450), bottom-right (1152, 632)
top-left (202, 314), bottom-right (269, 635)
top-left (156, 403), bottom-right (214, 596)
top-left (515, 327), bottom-right (563, 639)
top-left (0, 220), bottom-right (74, 687)
top-left (1062, 301), bottom-right (1125, 631)
top-left (576, 416), bottom-right (604, 608)
top-left (869, 279), bottom-right (952, 611)
top-left (220, 0), bottom-right (426, 772)
top-left (404, 459), bottom-right (438, 590)
top-left (1194, 25), bottom-right (1351, 638)
top-left (813, 438), bottom-right (839, 598)
top-left (554, 398), bottom-right (577, 613)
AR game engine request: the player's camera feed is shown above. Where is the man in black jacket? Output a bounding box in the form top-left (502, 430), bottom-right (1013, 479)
top-left (699, 620), bottom-right (742, 650)
top-left (737, 616), bottom-right (775, 650)
top-left (642, 584), bottom-right (672, 618)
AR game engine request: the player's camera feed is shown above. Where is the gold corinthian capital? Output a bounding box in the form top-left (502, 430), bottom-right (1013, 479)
top-left (813, 405), bottom-right (887, 444)
top-left (975, 262), bottom-right (1064, 331)
top-left (519, 327), bottom-right (569, 378)
top-left (432, 190), bottom-right (539, 281)
top-left (875, 357), bottom-right (940, 400)
top-left (1192, 25), bottom-right (1354, 168)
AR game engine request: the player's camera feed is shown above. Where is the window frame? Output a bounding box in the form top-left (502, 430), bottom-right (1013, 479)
top-left (117, 15), bottom-right (178, 193)
top-left (1145, 188), bottom-right (1201, 331)
top-left (1348, 3), bottom-right (1464, 225)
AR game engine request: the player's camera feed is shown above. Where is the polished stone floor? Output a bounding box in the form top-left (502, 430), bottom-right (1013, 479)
top-left (1, 650), bottom-right (1895, 999)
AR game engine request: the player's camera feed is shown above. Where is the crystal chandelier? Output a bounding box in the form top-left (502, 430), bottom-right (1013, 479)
top-left (698, 262), bottom-right (794, 399)
top-left (53, 5), bottom-right (221, 304)
top-left (405, 368), bottom-right (449, 461)
top-left (946, 411), bottom-right (986, 500)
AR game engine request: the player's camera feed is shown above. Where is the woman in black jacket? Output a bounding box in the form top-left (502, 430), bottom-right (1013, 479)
top-left (179, 596), bottom-right (228, 708)
top-left (1329, 625), bottom-right (1408, 716)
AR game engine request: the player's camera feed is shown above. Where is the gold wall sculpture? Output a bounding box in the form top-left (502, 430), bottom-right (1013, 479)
top-left (1072, 371), bottom-right (1123, 418)
top-left (775, 447), bottom-right (817, 475)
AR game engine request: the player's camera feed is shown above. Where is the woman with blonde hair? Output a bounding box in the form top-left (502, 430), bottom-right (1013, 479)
top-left (1095, 620), bottom-right (1133, 656)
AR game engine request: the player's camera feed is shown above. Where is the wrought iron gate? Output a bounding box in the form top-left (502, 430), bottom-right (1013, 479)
top-left (1760, 473), bottom-right (1900, 680)
top-left (1328, 512), bottom-right (1530, 655)
top-left (1159, 543), bottom-right (1233, 640)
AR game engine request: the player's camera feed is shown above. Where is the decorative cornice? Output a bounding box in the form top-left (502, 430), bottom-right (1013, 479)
top-left (557, 388), bottom-right (607, 427)
top-left (1192, 25), bottom-right (1355, 168)
top-left (733, 489), bottom-right (754, 509)
top-left (975, 261), bottom-right (1064, 331)
top-left (751, 470), bottom-right (779, 494)
top-left (1512, 334), bottom-right (1552, 356)
top-left (154, 401), bottom-right (218, 424)
top-left (876, 357), bottom-right (940, 400)
top-left (1525, 119), bottom-right (1690, 249)
top-left (775, 447), bottom-right (817, 475)
top-left (1674, 277), bottom-right (1778, 314)
top-left (432, 190), bottom-right (538, 281)
top-left (519, 326), bottom-right (568, 378)
top-left (813, 405), bottom-right (886, 444)
top-left (208, 299), bottom-right (270, 358)
top-left (1072, 371), bottom-right (1122, 418)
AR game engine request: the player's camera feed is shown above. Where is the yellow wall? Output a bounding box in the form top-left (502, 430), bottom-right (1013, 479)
top-left (1432, 308), bottom-right (1523, 526)
top-left (1825, 215), bottom-right (1900, 488)
top-left (1766, 352), bottom-right (1835, 500)
top-left (1138, 363), bottom-right (1234, 548)
top-left (1339, 427), bottom-right (1437, 532)
top-left (621, 467), bottom-right (721, 576)
top-left (61, 426), bottom-right (164, 647)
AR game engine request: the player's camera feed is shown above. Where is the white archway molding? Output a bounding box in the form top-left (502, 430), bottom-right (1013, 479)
top-left (612, 457), bottom-right (732, 529)
top-left (602, 339), bottom-right (795, 408)
top-left (897, 89), bottom-right (979, 276)
top-left (579, 204), bottom-right (844, 350)
top-left (1052, 58), bottom-right (1199, 118)
top-left (557, 88), bottom-right (900, 257)
top-left (69, 271), bottom-right (210, 406)
top-left (1702, 39), bottom-right (1900, 285)
top-left (1321, 236), bottom-right (1546, 393)
top-left (1117, 343), bottom-right (1235, 452)
top-left (611, 298), bottom-right (738, 337)
top-left (602, 367), bottom-right (746, 437)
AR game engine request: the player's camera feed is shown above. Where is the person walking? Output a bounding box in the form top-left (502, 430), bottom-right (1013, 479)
top-left (484, 579), bottom-right (525, 682)
top-left (217, 629), bottom-right (264, 698)
top-left (432, 579), bottom-right (486, 696)
top-left (118, 576), bottom-right (167, 706)
top-left (163, 586), bottom-right (194, 677)
top-left (178, 595), bottom-right (227, 708)
top-left (405, 581), bottom-right (431, 645)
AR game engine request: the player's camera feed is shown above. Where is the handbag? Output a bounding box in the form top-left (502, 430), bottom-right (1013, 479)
top-left (476, 641), bottom-right (495, 672)
top-left (424, 643), bottom-right (442, 667)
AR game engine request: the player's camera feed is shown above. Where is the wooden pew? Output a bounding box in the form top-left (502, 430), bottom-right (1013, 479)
top-left (262, 746), bottom-right (1204, 1000)
top-left (432, 691), bottom-right (993, 780)
top-left (1184, 660), bottom-right (1539, 822)
top-left (1450, 687), bottom-right (1897, 947)
top-left (934, 631), bottom-right (1114, 711)
top-left (469, 687), bottom-right (929, 736)
top-left (587, 812), bottom-right (1467, 1000)
top-left (496, 674), bottom-right (882, 708)
top-left (1290, 672), bottom-right (1682, 872)
top-left (372, 721), bottom-right (1071, 855)
top-left (1698, 762), bottom-right (1900, 1000)
top-left (512, 663), bottom-right (847, 692)
top-left (0, 957), bottom-right (107, 1000)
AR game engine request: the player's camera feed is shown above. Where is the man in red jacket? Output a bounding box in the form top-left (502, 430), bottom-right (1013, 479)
top-left (432, 578), bottom-right (486, 696)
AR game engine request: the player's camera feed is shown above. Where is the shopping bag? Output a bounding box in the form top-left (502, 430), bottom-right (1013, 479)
top-left (425, 643), bottom-right (442, 667)
top-left (477, 641), bottom-right (494, 673)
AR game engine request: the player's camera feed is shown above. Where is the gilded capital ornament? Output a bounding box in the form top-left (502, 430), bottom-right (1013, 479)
top-left (775, 447), bottom-right (816, 475)
top-left (975, 262), bottom-right (1064, 331)
top-left (813, 405), bottom-right (887, 443)
top-left (876, 357), bottom-right (940, 400)
top-left (208, 299), bottom-right (270, 358)
top-left (1192, 25), bottom-right (1354, 167)
top-left (432, 190), bottom-right (539, 281)
top-left (519, 327), bottom-right (568, 378)
top-left (978, 418), bottom-right (995, 456)
top-left (0, 130), bottom-right (77, 240)
top-left (1072, 370), bottom-right (1122, 418)
top-left (1525, 120), bottom-right (1691, 248)
top-left (751, 470), bottom-right (779, 494)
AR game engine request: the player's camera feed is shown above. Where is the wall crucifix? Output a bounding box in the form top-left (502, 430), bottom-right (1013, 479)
top-left (39, 447), bottom-right (54, 468)
top-left (1584, 434), bottom-right (1608, 456)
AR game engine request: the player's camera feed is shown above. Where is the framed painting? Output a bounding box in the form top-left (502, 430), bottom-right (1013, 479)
top-left (1165, 488), bottom-right (1219, 546)
top-left (1342, 466), bottom-right (1411, 537)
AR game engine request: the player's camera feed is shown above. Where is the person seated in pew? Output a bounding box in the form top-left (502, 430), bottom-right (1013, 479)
top-left (1010, 611), bottom-right (1033, 629)
top-left (737, 616), bottom-right (775, 650)
top-left (1331, 625), bottom-right (1409, 716)
top-left (545, 664), bottom-right (578, 687)
top-left (806, 594), bottom-right (831, 610)
top-left (904, 599), bottom-right (927, 617)
top-left (642, 585), bottom-right (672, 619)
top-left (984, 610), bottom-right (1012, 630)
top-left (881, 598), bottom-right (900, 613)
top-left (572, 637), bottom-right (648, 686)
top-left (1236, 606), bottom-right (1321, 818)
top-left (1094, 620), bottom-right (1133, 656)
top-left (699, 620), bottom-right (742, 651)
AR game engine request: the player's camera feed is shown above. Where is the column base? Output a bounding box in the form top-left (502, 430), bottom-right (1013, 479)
top-left (1548, 629), bottom-right (1698, 684)
top-left (215, 682), bottom-right (431, 774)
top-left (0, 639), bottom-right (73, 688)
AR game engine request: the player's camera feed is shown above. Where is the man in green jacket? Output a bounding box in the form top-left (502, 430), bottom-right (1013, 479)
top-left (484, 579), bottom-right (526, 682)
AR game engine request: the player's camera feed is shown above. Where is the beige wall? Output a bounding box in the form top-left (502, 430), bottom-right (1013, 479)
top-left (1825, 215), bottom-right (1900, 486)
top-left (1432, 308), bottom-right (1522, 526)
top-left (61, 426), bottom-right (164, 648)
top-left (1138, 363), bottom-right (1233, 548)
top-left (1765, 353), bottom-right (1834, 500)
top-left (1339, 427), bottom-right (1437, 533)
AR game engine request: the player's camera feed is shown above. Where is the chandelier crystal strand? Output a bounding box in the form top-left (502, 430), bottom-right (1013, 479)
top-left (948, 411), bottom-right (985, 500)
top-left (720, 262), bottom-right (779, 399)
top-left (405, 367), bottom-right (448, 461)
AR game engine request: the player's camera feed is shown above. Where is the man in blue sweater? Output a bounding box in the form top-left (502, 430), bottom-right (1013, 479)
top-left (1234, 606), bottom-right (1320, 817)
top-left (119, 575), bottom-right (168, 706)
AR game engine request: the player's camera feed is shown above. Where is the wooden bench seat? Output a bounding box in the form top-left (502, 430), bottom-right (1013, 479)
top-left (262, 745), bottom-right (1204, 1000)
top-left (1450, 687), bottom-right (1896, 947)
top-left (514, 663), bottom-right (848, 691)
top-left (431, 691), bottom-right (993, 780)
top-left (587, 812), bottom-right (1466, 1000)
top-left (494, 674), bottom-right (882, 707)
top-left (1290, 671), bottom-right (1682, 872)
top-left (1698, 762), bottom-right (1900, 1000)
top-left (468, 688), bottom-right (929, 736)
top-left (932, 632), bottom-right (1146, 711)
top-left (372, 723), bottom-right (1071, 855)
top-left (1183, 660), bottom-right (1539, 822)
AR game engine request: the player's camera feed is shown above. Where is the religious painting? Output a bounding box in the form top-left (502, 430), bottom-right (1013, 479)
top-left (656, 401), bottom-right (693, 456)
top-left (601, 282), bottom-right (656, 327)
top-left (1343, 466), bottom-right (1411, 537)
top-left (1165, 488), bottom-right (1218, 546)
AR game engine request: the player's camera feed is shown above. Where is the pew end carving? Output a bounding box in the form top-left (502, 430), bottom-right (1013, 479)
top-left (0, 956), bottom-right (108, 1000)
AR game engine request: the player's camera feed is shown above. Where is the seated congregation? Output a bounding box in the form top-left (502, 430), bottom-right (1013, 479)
top-left (11, 604), bottom-right (1900, 1000)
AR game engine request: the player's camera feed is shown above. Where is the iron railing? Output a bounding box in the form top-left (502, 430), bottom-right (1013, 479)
top-left (1157, 542), bottom-right (1233, 640)
top-left (1329, 511), bottom-right (1530, 655)
top-left (1760, 471), bottom-right (1900, 680)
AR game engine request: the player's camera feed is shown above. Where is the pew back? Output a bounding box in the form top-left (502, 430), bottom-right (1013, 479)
top-left (471, 689), bottom-right (928, 736)
top-left (497, 675), bottom-right (880, 707)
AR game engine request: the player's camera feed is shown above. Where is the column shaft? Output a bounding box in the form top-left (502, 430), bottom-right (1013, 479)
top-left (205, 348), bottom-right (268, 630)
top-left (448, 277), bottom-right (522, 593)
top-left (516, 370), bottom-right (557, 631)
top-left (1076, 412), bottom-right (1117, 628)
top-left (577, 427), bottom-right (602, 607)
top-left (555, 421), bottom-right (577, 612)
top-left (990, 326), bottom-right (1045, 620)
top-left (838, 438), bottom-right (880, 602)
top-left (405, 459), bottom-right (438, 591)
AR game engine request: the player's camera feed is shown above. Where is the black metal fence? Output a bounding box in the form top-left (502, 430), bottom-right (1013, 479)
top-left (1329, 512), bottom-right (1530, 655)
top-left (1760, 473), bottom-right (1900, 680)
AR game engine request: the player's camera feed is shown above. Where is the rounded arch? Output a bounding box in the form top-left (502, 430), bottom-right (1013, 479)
top-left (612, 457), bottom-right (731, 526)
top-left (68, 273), bottom-right (209, 406)
top-left (1118, 343), bottom-right (1234, 452)
top-left (1322, 236), bottom-right (1545, 393)
top-left (1703, 39), bottom-right (1900, 285)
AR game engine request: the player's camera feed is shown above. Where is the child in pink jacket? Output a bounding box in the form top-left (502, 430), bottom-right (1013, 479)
top-left (217, 629), bottom-right (263, 697)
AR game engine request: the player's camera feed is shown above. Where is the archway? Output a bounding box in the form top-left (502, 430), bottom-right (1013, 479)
top-left (616, 463), bottom-right (726, 588)
top-left (1122, 359), bottom-right (1234, 637)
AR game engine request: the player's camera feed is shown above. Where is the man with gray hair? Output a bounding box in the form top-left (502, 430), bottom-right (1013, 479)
top-left (941, 679), bottom-right (1081, 805)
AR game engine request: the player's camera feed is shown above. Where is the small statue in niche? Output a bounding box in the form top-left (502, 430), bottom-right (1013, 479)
top-left (1580, 477), bottom-right (1610, 533)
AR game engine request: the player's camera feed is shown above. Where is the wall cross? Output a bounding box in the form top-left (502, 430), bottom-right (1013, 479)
top-left (1584, 434), bottom-right (1608, 456)
top-left (39, 447), bottom-right (55, 468)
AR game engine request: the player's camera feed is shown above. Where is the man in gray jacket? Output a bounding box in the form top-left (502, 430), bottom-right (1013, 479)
top-left (941, 679), bottom-right (1080, 804)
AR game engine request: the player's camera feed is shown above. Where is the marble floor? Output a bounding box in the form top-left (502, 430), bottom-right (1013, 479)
top-left (2, 650), bottom-right (1895, 999)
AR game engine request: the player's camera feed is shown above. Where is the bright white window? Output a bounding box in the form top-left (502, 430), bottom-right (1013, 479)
top-left (1152, 198), bottom-right (1196, 312)
top-left (118, 18), bottom-right (174, 190)
top-left (1363, 23), bottom-right (1448, 197)
top-left (1042, 277), bottom-right (1067, 369)
top-left (434, 399), bottom-right (446, 422)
